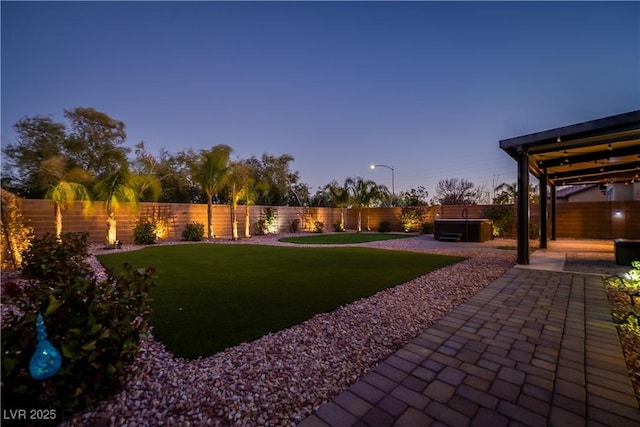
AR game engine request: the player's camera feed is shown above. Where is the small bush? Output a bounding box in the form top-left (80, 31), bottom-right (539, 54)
top-left (484, 205), bottom-right (514, 237)
top-left (400, 207), bottom-right (426, 232)
top-left (421, 222), bottom-right (434, 234)
top-left (529, 223), bottom-right (540, 240)
top-left (22, 232), bottom-right (90, 282)
top-left (378, 220), bottom-right (392, 233)
top-left (333, 220), bottom-right (345, 232)
top-left (313, 221), bottom-right (324, 233)
top-left (134, 221), bottom-right (156, 245)
top-left (1, 234), bottom-right (156, 419)
top-left (182, 222), bottom-right (205, 241)
top-left (254, 208), bottom-right (278, 235)
top-left (289, 218), bottom-right (300, 233)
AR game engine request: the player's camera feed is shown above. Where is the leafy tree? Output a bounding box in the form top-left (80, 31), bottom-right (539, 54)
top-left (190, 145), bottom-right (232, 238)
top-left (39, 156), bottom-right (92, 238)
top-left (63, 107), bottom-right (129, 178)
top-left (132, 143), bottom-right (198, 203)
top-left (346, 176), bottom-right (387, 232)
top-left (398, 186), bottom-right (429, 207)
top-left (433, 178), bottom-right (479, 205)
top-left (2, 116), bottom-right (68, 197)
top-left (246, 153), bottom-right (300, 206)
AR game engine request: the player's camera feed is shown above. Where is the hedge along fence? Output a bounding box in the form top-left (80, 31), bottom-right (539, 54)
top-left (9, 198), bottom-right (640, 244)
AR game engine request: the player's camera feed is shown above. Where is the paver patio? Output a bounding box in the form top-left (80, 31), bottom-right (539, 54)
top-left (299, 242), bottom-right (640, 427)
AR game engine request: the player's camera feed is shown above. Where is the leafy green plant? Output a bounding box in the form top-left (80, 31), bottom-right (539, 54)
top-left (182, 222), bottom-right (205, 241)
top-left (1, 234), bottom-right (156, 419)
top-left (421, 222), bottom-right (434, 235)
top-left (289, 218), bottom-right (300, 233)
top-left (313, 220), bottom-right (324, 233)
top-left (378, 220), bottom-right (392, 233)
top-left (21, 232), bottom-right (90, 282)
top-left (0, 191), bottom-right (34, 270)
top-left (400, 207), bottom-right (425, 232)
top-left (133, 221), bottom-right (156, 245)
top-left (529, 223), bottom-right (540, 240)
top-left (254, 207), bottom-right (278, 235)
top-left (484, 204), bottom-right (514, 237)
top-left (333, 220), bottom-right (345, 232)
top-left (610, 261), bottom-right (640, 305)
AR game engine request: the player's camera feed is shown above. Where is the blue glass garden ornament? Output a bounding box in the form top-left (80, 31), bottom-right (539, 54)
top-left (29, 314), bottom-right (62, 380)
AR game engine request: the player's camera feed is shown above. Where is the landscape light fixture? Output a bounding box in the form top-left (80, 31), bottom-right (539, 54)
top-left (370, 164), bottom-right (395, 206)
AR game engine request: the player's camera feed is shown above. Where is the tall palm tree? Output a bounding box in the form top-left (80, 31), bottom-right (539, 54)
top-left (190, 145), bottom-right (232, 239)
top-left (226, 162), bottom-right (250, 241)
top-left (94, 168), bottom-right (161, 245)
top-left (346, 176), bottom-right (386, 232)
top-left (324, 180), bottom-right (350, 231)
top-left (38, 156), bottom-right (91, 238)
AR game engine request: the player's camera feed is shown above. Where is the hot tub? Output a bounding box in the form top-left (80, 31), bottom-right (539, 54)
top-left (434, 219), bottom-right (494, 242)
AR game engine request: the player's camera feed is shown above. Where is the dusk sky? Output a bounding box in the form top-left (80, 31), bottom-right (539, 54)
top-left (2, 1), bottom-right (639, 200)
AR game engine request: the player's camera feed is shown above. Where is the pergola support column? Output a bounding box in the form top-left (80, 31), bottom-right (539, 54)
top-left (517, 148), bottom-right (530, 264)
top-left (550, 183), bottom-right (557, 240)
top-left (539, 172), bottom-right (548, 249)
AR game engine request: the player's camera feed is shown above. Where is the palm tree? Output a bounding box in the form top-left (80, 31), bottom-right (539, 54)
top-left (226, 162), bottom-right (250, 241)
top-left (94, 168), bottom-right (161, 245)
top-left (190, 145), bottom-right (232, 239)
top-left (38, 156), bottom-right (91, 238)
top-left (324, 180), bottom-right (350, 231)
top-left (345, 176), bottom-right (386, 232)
top-left (494, 182), bottom-right (540, 204)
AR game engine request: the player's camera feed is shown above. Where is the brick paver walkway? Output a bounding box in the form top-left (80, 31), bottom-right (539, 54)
top-left (298, 267), bottom-right (640, 427)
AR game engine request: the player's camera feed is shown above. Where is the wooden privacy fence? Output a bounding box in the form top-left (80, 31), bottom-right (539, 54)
top-left (8, 198), bottom-right (640, 243)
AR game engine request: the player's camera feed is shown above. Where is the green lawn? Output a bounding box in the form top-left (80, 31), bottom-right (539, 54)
top-left (279, 232), bottom-right (414, 244)
top-left (98, 244), bottom-right (465, 359)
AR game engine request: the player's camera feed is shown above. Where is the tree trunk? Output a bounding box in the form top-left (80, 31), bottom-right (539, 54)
top-left (230, 203), bottom-right (238, 240)
top-left (106, 213), bottom-right (117, 245)
top-left (244, 205), bottom-right (251, 238)
top-left (54, 202), bottom-right (62, 239)
top-left (207, 197), bottom-right (214, 239)
top-left (357, 210), bottom-right (362, 232)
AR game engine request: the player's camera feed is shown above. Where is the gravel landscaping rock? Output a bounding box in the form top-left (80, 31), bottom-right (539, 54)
top-left (54, 235), bottom-right (516, 426)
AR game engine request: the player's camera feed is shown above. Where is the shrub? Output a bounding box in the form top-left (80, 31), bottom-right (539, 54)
top-left (134, 221), bottom-right (156, 245)
top-left (378, 220), bottom-right (392, 233)
top-left (1, 235), bottom-right (156, 419)
top-left (484, 205), bottom-right (514, 237)
top-left (289, 218), bottom-right (300, 233)
top-left (333, 220), bottom-right (345, 232)
top-left (0, 192), bottom-right (34, 270)
top-left (254, 208), bottom-right (278, 235)
top-left (529, 223), bottom-right (540, 240)
top-left (421, 222), bottom-right (434, 234)
top-left (313, 221), bottom-right (324, 233)
top-left (22, 232), bottom-right (90, 282)
top-left (182, 222), bottom-right (205, 241)
top-left (400, 207), bottom-right (425, 232)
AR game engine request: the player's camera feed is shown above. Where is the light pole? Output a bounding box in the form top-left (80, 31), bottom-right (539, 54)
top-left (370, 164), bottom-right (395, 206)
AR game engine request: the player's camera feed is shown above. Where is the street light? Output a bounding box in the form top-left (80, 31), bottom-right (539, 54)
top-left (370, 164), bottom-right (395, 206)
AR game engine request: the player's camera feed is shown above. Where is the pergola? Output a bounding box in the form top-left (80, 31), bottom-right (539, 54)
top-left (500, 110), bottom-right (640, 264)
